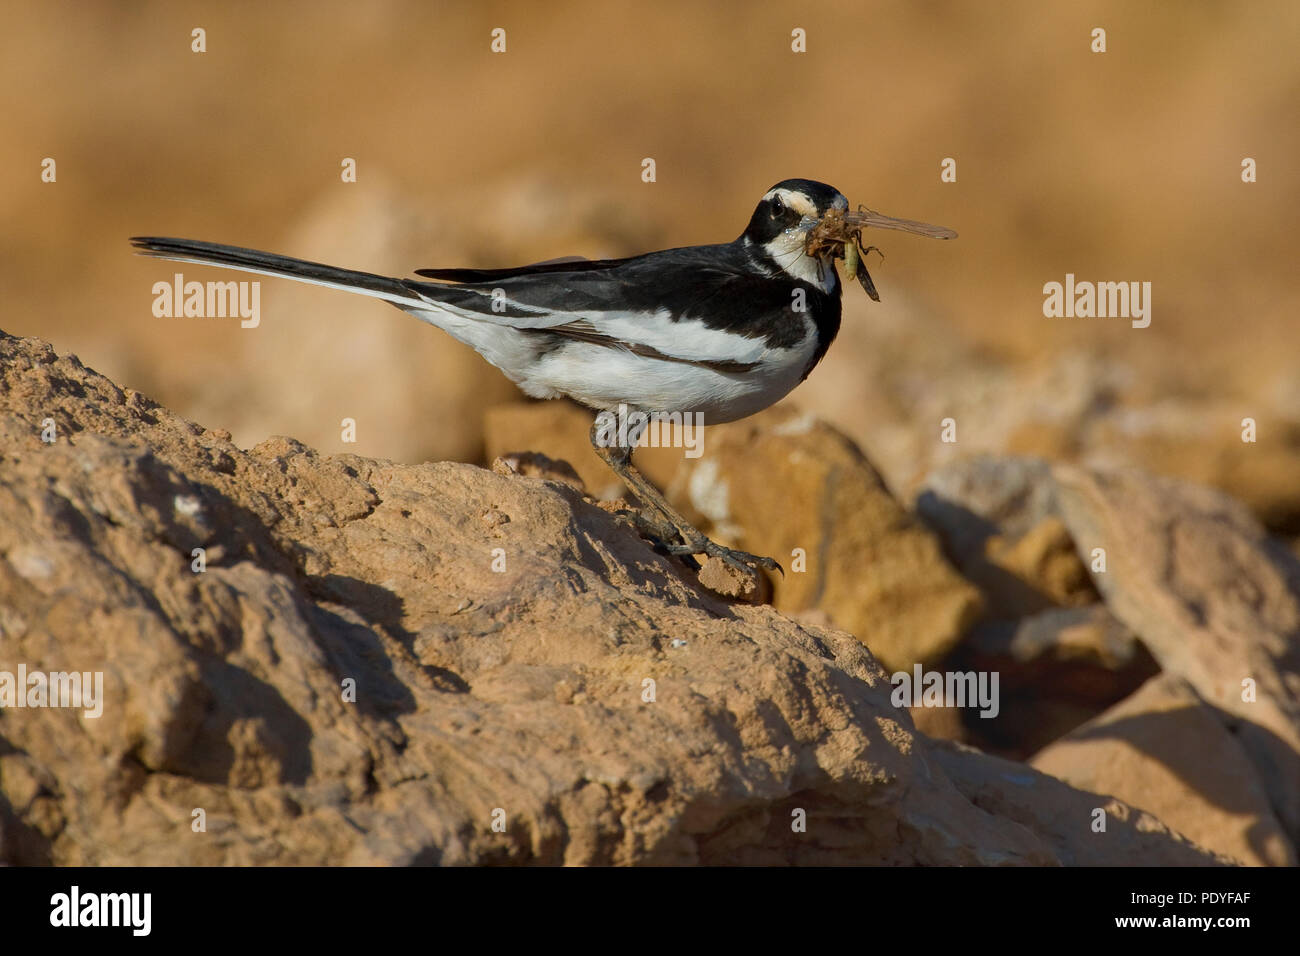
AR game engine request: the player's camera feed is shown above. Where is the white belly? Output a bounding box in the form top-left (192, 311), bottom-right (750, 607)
top-left (409, 306), bottom-right (819, 422)
top-left (523, 333), bottom-right (816, 422)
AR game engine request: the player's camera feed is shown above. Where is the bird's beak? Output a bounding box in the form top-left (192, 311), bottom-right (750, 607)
top-left (841, 207), bottom-right (957, 240)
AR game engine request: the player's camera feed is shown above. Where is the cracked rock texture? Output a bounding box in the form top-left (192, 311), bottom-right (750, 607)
top-left (0, 331), bottom-right (1226, 865)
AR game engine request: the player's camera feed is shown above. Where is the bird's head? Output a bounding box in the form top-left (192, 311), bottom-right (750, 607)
top-left (741, 178), bottom-right (956, 293)
top-left (742, 180), bottom-right (849, 286)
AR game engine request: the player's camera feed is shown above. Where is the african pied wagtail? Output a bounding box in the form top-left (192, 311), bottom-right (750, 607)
top-left (132, 179), bottom-right (955, 577)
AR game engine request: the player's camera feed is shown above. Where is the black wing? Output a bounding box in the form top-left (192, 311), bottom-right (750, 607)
top-left (415, 256), bottom-right (636, 282)
top-left (407, 243), bottom-right (831, 357)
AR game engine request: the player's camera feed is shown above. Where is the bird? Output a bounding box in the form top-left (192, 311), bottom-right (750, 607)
top-left (131, 179), bottom-right (955, 578)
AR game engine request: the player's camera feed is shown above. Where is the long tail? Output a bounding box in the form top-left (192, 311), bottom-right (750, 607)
top-left (129, 236), bottom-right (435, 311)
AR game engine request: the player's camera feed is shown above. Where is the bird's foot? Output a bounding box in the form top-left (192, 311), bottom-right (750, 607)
top-left (663, 534), bottom-right (784, 578)
top-left (623, 506), bottom-right (683, 547)
top-left (615, 494), bottom-right (781, 580)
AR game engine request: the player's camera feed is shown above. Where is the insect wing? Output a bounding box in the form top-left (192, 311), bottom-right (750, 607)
top-left (846, 206), bottom-right (957, 240)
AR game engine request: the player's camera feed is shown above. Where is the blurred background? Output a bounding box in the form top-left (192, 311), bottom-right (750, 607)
top-left (3, 0), bottom-right (1298, 528)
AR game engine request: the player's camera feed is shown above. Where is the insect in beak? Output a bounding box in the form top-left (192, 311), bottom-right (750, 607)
top-left (841, 239), bottom-right (883, 301)
top-left (803, 204), bottom-right (956, 301)
top-left (841, 207), bottom-right (958, 241)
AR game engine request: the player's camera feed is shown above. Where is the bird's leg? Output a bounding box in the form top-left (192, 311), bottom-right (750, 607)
top-left (587, 418), bottom-right (679, 541)
top-left (587, 418), bottom-right (783, 576)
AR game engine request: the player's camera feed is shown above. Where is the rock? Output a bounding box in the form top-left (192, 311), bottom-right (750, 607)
top-left (958, 605), bottom-right (1160, 758)
top-left (971, 604), bottom-right (1149, 675)
top-left (1085, 404), bottom-right (1300, 538)
top-left (920, 454), bottom-right (1300, 821)
top-left (694, 556), bottom-right (767, 603)
top-left (907, 699), bottom-right (969, 744)
top-left (931, 740), bottom-right (1235, 866)
top-left (917, 456), bottom-right (1096, 619)
top-left (490, 452), bottom-right (587, 493)
top-left (807, 339), bottom-right (1300, 541)
top-left (804, 349), bottom-right (1133, 500)
top-left (918, 456), bottom-right (1061, 546)
top-left (1032, 675), bottom-right (1296, 867)
top-left (914, 455), bottom-right (1132, 756)
top-left (667, 408), bottom-right (984, 672)
top-left (484, 400), bottom-right (685, 505)
top-left (1053, 464), bottom-right (1300, 843)
top-left (982, 517), bottom-right (1094, 611)
top-left (0, 331), bottom-right (1224, 865)
top-left (486, 402), bottom-right (985, 672)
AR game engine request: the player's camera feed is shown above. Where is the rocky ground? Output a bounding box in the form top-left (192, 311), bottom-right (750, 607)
top-left (2, 329), bottom-right (1298, 865)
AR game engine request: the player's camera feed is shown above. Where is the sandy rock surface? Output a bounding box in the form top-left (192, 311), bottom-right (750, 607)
top-left (487, 402), bottom-right (984, 672)
top-left (0, 331), bottom-right (1234, 865)
top-left (1052, 465), bottom-right (1300, 843)
top-left (1032, 675), bottom-right (1295, 867)
top-left (916, 454), bottom-right (1300, 855)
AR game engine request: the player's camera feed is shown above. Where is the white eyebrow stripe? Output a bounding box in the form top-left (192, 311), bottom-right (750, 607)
top-left (762, 187), bottom-right (819, 219)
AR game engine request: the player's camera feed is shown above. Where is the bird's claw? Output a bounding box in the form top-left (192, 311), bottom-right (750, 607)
top-left (614, 487), bottom-right (782, 579)
top-left (663, 538), bottom-right (783, 578)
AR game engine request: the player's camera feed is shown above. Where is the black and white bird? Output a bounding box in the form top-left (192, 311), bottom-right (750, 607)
top-left (132, 179), bottom-right (955, 576)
